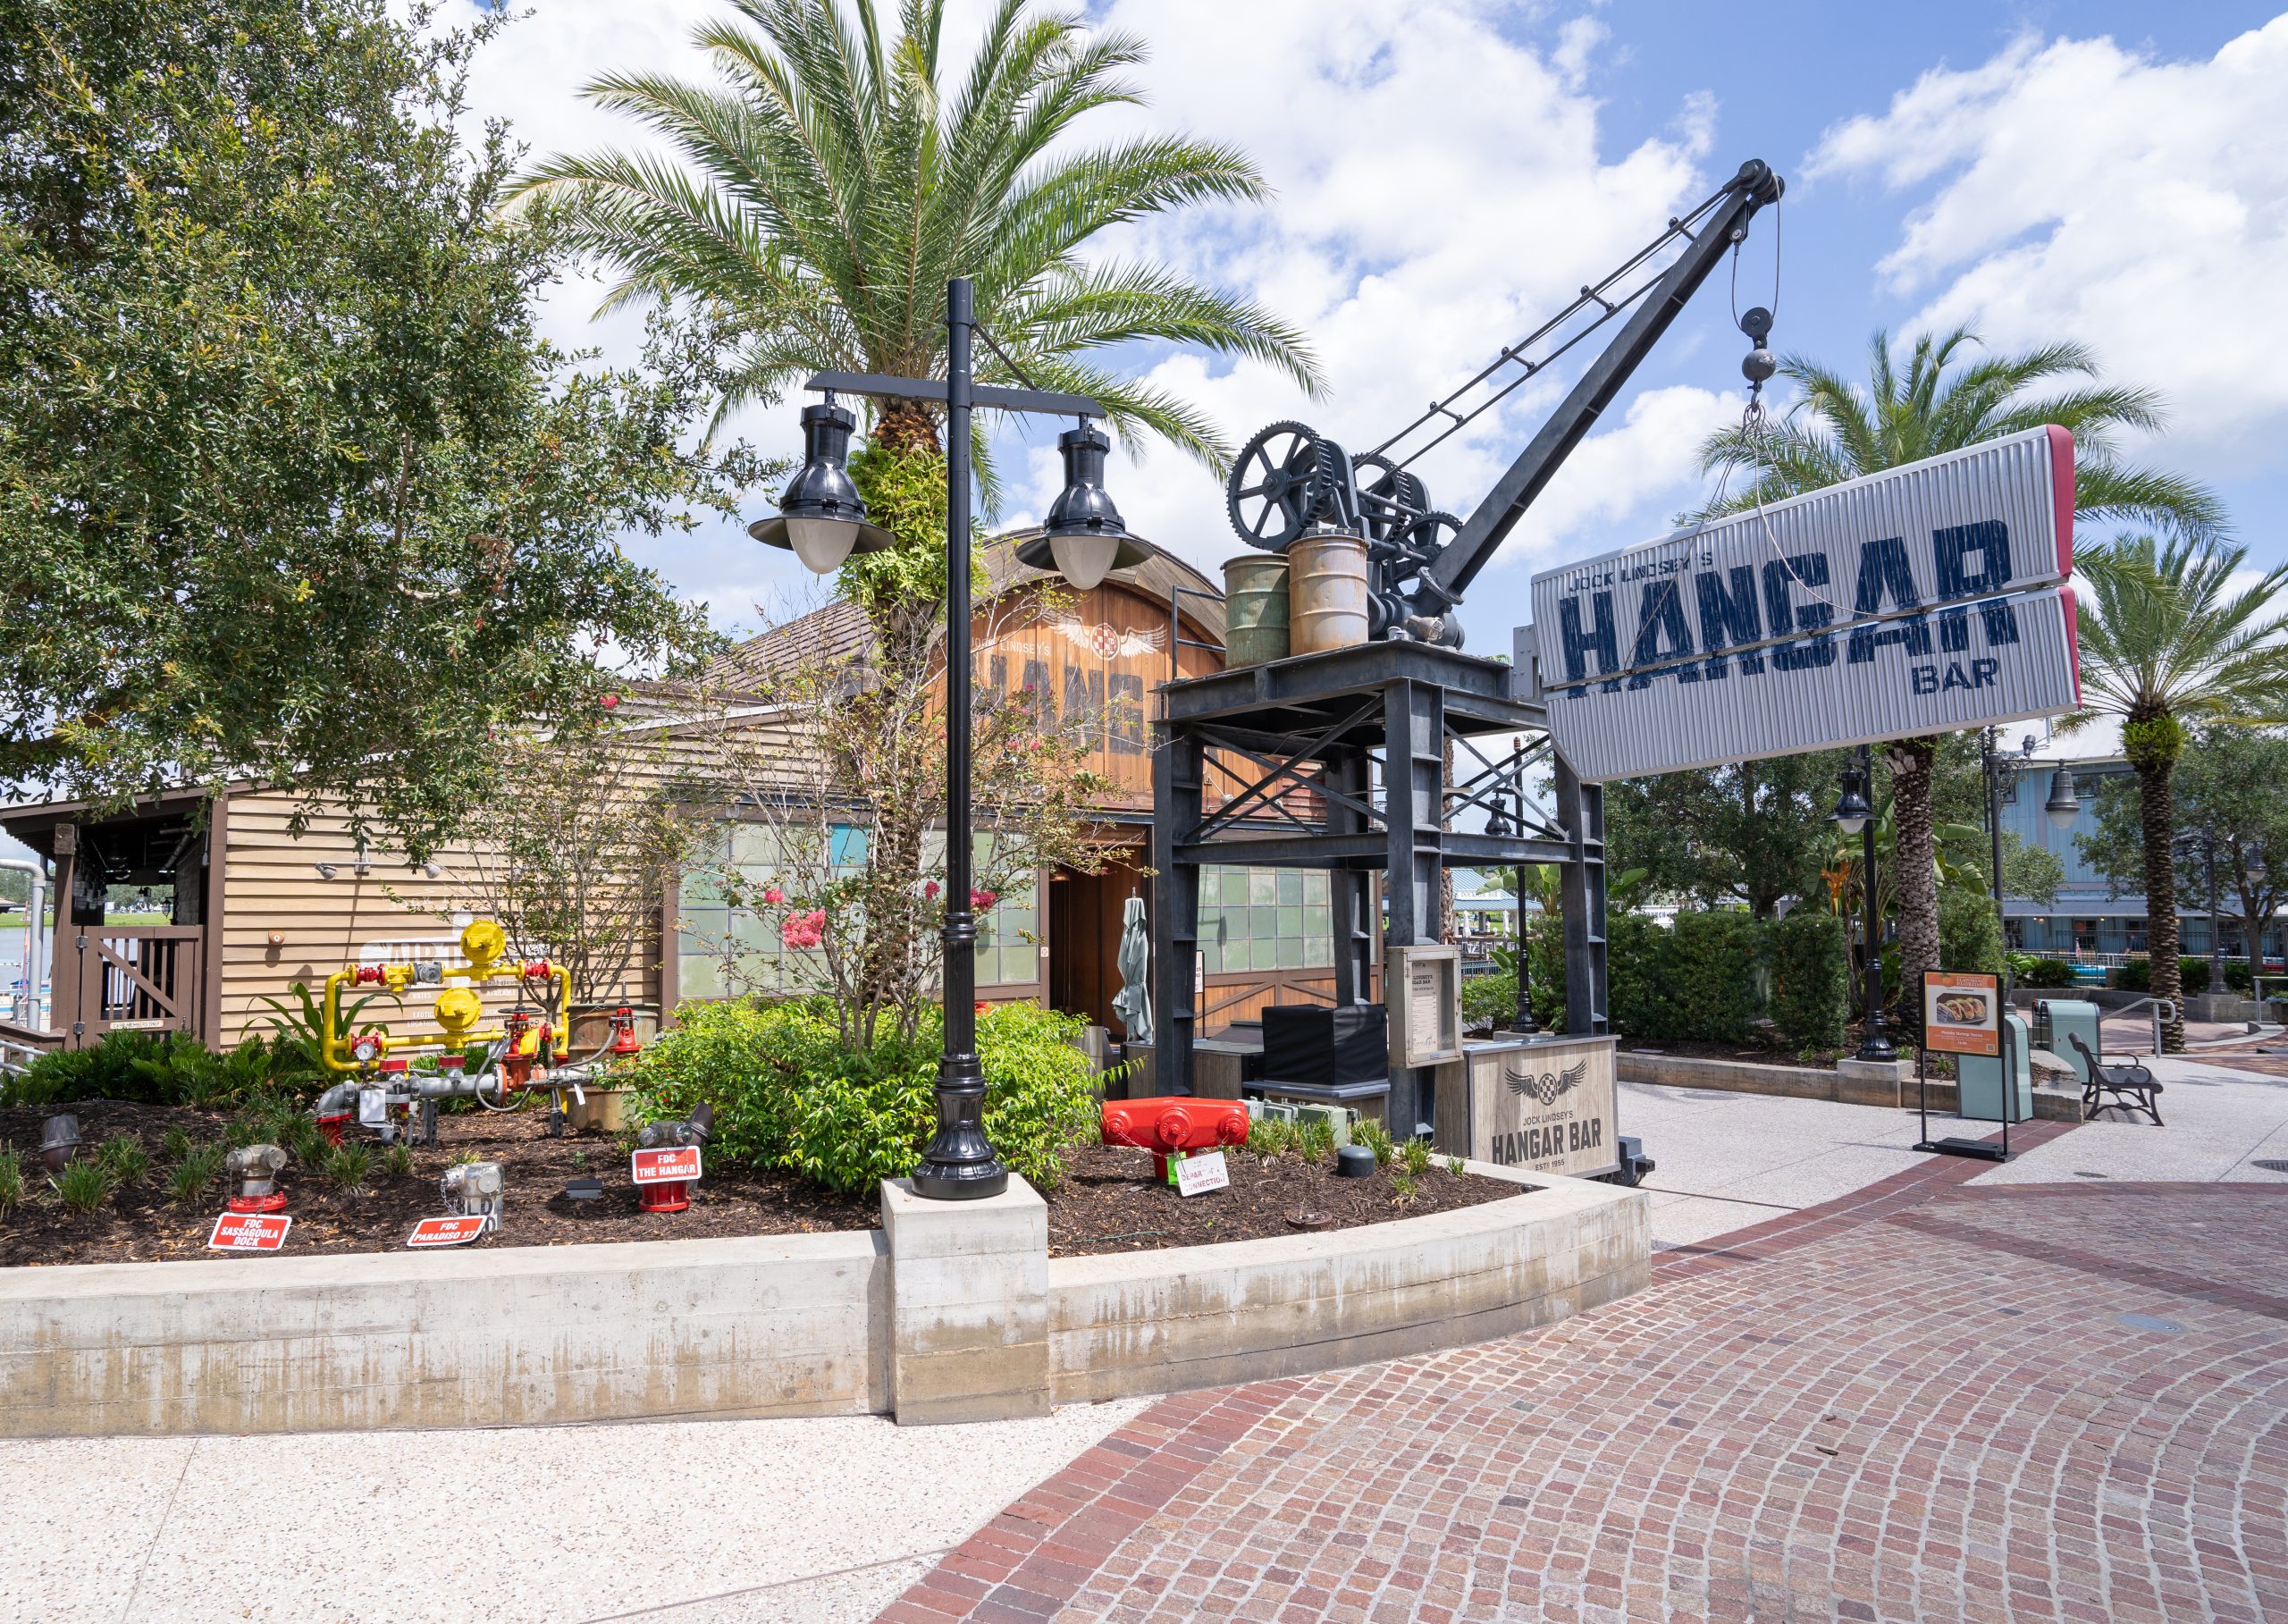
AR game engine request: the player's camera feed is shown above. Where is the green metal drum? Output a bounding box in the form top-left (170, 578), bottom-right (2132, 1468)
top-left (1222, 554), bottom-right (1291, 668)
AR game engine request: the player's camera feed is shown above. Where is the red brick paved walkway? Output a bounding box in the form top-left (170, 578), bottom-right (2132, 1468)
top-left (879, 1132), bottom-right (2288, 1623)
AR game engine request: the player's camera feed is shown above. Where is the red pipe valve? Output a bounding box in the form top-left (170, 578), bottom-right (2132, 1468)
top-left (1099, 1097), bottom-right (1250, 1180)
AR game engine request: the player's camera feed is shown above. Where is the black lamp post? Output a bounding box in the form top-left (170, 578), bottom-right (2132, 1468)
top-left (1833, 745), bottom-right (1895, 1061)
top-left (752, 277), bottom-right (1131, 1200)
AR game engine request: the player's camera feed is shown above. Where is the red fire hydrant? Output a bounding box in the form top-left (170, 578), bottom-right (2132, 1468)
top-left (1100, 1097), bottom-right (1250, 1181)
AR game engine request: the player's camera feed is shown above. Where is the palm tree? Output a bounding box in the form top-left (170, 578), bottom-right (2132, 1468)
top-left (510, 0), bottom-right (1320, 505)
top-left (1699, 328), bottom-right (2225, 1025)
top-left (2071, 537), bottom-right (2288, 1049)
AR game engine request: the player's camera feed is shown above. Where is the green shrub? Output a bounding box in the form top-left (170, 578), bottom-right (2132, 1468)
top-left (1459, 971), bottom-right (1518, 1027)
top-left (2011, 955), bottom-right (2075, 989)
top-left (1769, 911), bottom-right (1847, 1053)
top-left (93, 1133), bottom-right (149, 1187)
top-left (2225, 958), bottom-right (2254, 992)
top-left (164, 1144), bottom-right (226, 1203)
top-left (51, 1160), bottom-right (111, 1213)
top-left (3, 1031), bottom-right (317, 1110)
top-left (2177, 956), bottom-right (2211, 995)
top-left (323, 1143), bottom-right (372, 1191)
top-left (1939, 889), bottom-right (2005, 977)
top-left (161, 1126), bottom-right (194, 1162)
top-left (382, 1143), bottom-right (416, 1179)
top-left (1350, 1115), bottom-right (1395, 1168)
top-left (1611, 912), bottom-right (1763, 1043)
top-left (2113, 958), bottom-right (2151, 991)
top-left (1295, 1116), bottom-right (1336, 1165)
top-left (622, 997), bottom-right (1098, 1198)
top-left (0, 1145), bottom-right (21, 1216)
top-left (1246, 1115), bottom-right (1296, 1159)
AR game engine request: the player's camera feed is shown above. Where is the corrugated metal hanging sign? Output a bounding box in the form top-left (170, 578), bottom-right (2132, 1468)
top-left (1520, 425), bottom-right (2080, 782)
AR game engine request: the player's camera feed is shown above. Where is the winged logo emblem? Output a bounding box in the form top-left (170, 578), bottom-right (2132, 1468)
top-left (1048, 614), bottom-right (1165, 661)
top-left (1504, 1057), bottom-right (1587, 1107)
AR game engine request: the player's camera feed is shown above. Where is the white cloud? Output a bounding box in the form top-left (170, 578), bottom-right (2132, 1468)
top-left (1807, 17), bottom-right (2288, 469)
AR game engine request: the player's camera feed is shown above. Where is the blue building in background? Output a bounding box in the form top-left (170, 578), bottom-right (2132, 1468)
top-left (1994, 755), bottom-right (2284, 963)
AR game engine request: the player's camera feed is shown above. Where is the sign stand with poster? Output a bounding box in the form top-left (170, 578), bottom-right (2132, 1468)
top-left (1914, 970), bottom-right (2012, 1163)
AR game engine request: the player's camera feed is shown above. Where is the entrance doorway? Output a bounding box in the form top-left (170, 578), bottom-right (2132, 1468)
top-left (1048, 847), bottom-right (1146, 1036)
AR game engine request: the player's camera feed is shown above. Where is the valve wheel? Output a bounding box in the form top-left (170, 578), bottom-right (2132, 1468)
top-left (1225, 420), bottom-right (1323, 551)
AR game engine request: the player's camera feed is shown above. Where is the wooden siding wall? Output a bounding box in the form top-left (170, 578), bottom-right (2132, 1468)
top-left (216, 792), bottom-right (659, 1050)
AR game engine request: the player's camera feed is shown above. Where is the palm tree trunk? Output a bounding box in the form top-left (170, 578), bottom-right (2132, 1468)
top-left (1888, 737), bottom-right (1940, 1029)
top-left (877, 398), bottom-right (941, 456)
top-left (2129, 714), bottom-right (2187, 1052)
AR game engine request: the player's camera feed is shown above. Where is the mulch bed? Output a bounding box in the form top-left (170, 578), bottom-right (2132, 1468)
top-left (1044, 1141), bottom-right (1522, 1258)
top-left (0, 1098), bottom-right (1527, 1267)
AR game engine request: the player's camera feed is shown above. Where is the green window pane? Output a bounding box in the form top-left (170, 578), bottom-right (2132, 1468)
top-left (1252, 905), bottom-right (1278, 941)
top-left (1249, 936), bottom-right (1277, 971)
top-left (1303, 905), bottom-right (1330, 938)
top-left (1276, 870), bottom-right (1301, 905)
top-left (1220, 868), bottom-right (1249, 905)
top-left (1278, 905), bottom-right (1302, 938)
top-left (1275, 935), bottom-right (1304, 969)
top-left (1249, 871), bottom-right (1277, 906)
top-left (1303, 871), bottom-right (1329, 905)
top-left (1305, 931), bottom-right (1333, 968)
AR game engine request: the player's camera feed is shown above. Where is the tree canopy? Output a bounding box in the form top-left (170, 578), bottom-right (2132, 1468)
top-left (0, 0), bottom-right (755, 852)
top-left (512, 0), bottom-right (1321, 505)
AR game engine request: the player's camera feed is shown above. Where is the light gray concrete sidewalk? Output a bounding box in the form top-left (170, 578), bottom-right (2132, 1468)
top-left (1975, 1050), bottom-right (2288, 1185)
top-left (0, 1399), bottom-right (1145, 1624)
top-left (1617, 1081), bottom-right (1942, 1248)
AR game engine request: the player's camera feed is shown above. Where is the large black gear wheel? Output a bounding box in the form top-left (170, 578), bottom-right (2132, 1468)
top-left (1350, 453), bottom-right (1430, 544)
top-left (1226, 420), bottom-right (1322, 551)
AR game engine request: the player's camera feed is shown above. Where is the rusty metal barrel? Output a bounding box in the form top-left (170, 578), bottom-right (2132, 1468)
top-left (1287, 531), bottom-right (1371, 653)
top-left (1221, 553), bottom-right (1291, 668)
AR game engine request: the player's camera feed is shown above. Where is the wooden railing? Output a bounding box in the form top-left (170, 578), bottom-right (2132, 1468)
top-left (60, 926), bottom-right (204, 1043)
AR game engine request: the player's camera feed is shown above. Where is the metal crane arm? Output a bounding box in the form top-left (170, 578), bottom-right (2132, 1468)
top-left (1416, 159), bottom-right (1783, 611)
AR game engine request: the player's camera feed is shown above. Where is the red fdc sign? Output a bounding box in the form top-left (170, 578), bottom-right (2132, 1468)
top-left (208, 1212), bottom-right (291, 1252)
top-left (631, 1147), bottom-right (701, 1185)
top-left (406, 1216), bottom-right (489, 1248)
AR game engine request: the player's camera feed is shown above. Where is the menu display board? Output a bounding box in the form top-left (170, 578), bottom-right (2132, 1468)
top-left (1922, 971), bottom-right (2001, 1056)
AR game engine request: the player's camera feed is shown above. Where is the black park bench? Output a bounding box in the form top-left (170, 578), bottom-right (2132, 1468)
top-left (2067, 1031), bottom-right (2165, 1126)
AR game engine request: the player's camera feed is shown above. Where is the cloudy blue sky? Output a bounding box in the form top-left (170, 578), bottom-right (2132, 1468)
top-left (459, 0), bottom-right (2288, 652)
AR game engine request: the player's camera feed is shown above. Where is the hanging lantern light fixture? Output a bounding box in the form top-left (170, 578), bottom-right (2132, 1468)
top-left (749, 398), bottom-right (896, 575)
top-left (2044, 767), bottom-right (2081, 831)
top-left (1016, 420), bottom-right (1148, 591)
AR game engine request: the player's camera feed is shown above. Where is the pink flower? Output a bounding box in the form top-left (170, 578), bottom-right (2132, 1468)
top-left (779, 908), bottom-right (826, 949)
top-left (599, 693), bottom-right (620, 710)
top-left (924, 881), bottom-right (940, 900)
top-left (971, 888), bottom-right (998, 911)
top-left (761, 885), bottom-right (785, 905)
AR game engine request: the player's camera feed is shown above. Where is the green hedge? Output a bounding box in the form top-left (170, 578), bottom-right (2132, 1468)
top-left (620, 997), bottom-right (1098, 1197)
top-left (1608, 908), bottom-right (1851, 1055)
top-left (2010, 955), bottom-right (2075, 989)
top-left (1769, 912), bottom-right (1848, 1053)
top-left (1939, 890), bottom-right (2005, 978)
top-left (1609, 911), bottom-right (1767, 1045)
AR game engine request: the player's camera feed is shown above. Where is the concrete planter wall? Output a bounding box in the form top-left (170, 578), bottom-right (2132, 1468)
top-left (0, 1164), bottom-right (1644, 1438)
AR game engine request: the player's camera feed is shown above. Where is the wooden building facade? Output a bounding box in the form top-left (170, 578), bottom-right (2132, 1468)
top-left (0, 534), bottom-right (1348, 1052)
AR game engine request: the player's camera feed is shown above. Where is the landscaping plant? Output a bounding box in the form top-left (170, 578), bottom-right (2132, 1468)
top-left (1350, 1117), bottom-right (1396, 1169)
top-left (0, 1145), bottom-right (22, 1217)
top-left (165, 1145), bottom-right (227, 1205)
top-left (93, 1134), bottom-right (149, 1188)
top-left (621, 996), bottom-right (1098, 1196)
top-left (324, 1144), bottom-right (373, 1192)
top-left (51, 1161), bottom-right (112, 1214)
top-left (383, 1144), bottom-right (416, 1180)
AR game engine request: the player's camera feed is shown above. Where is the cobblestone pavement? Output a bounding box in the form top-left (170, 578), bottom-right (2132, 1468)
top-left (880, 1133), bottom-right (2288, 1623)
